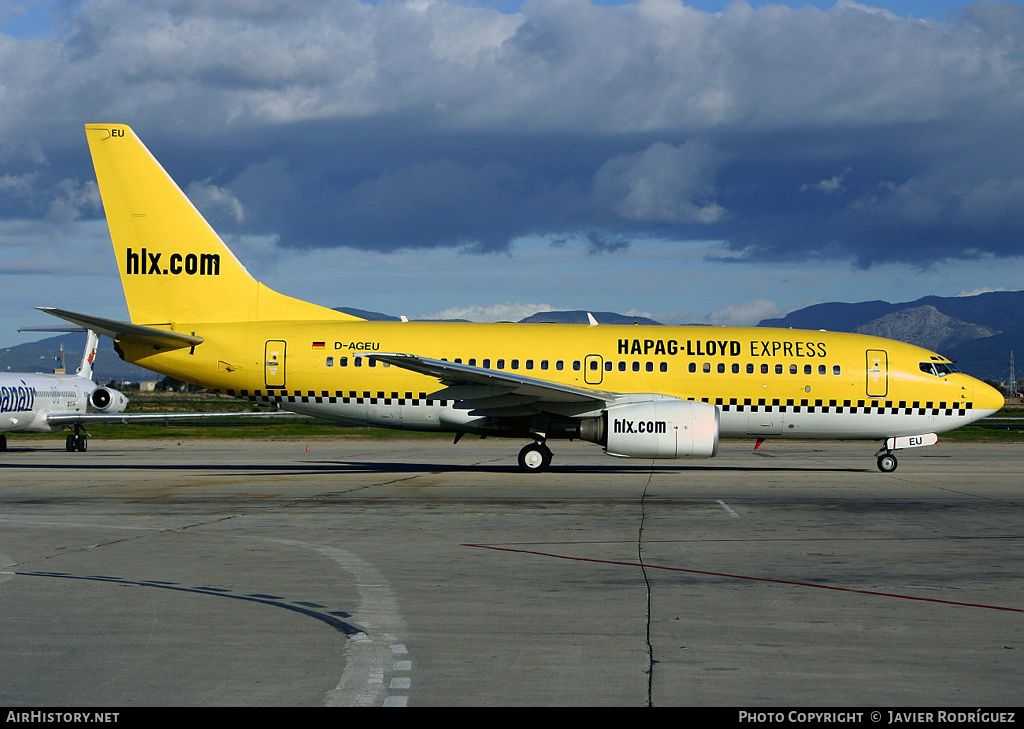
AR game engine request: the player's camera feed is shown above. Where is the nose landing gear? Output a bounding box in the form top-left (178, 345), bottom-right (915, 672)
top-left (876, 451), bottom-right (898, 473)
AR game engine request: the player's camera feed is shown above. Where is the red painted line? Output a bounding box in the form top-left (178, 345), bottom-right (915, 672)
top-left (463, 543), bottom-right (1024, 613)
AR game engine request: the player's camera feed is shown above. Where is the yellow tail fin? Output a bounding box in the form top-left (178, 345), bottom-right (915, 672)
top-left (85, 124), bottom-right (361, 326)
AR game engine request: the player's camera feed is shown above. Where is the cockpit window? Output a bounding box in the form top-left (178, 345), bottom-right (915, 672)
top-left (921, 361), bottom-right (960, 377)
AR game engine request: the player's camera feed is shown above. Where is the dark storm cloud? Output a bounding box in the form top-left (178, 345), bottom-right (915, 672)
top-left (1, 0), bottom-right (1022, 266)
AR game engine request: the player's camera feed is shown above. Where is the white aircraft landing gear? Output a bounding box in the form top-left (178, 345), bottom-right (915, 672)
top-left (518, 441), bottom-right (553, 472)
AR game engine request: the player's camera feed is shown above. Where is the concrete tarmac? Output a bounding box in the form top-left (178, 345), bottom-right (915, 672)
top-left (0, 436), bottom-right (1021, 707)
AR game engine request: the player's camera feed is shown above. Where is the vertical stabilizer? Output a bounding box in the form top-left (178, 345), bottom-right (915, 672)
top-left (76, 329), bottom-right (99, 380)
top-left (85, 124), bottom-right (361, 326)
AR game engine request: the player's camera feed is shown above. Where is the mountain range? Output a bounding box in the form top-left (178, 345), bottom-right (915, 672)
top-left (3, 291), bottom-right (1019, 384)
top-left (759, 290), bottom-right (1024, 382)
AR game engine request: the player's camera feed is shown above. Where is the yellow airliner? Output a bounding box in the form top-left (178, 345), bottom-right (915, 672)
top-left (41, 124), bottom-right (1004, 472)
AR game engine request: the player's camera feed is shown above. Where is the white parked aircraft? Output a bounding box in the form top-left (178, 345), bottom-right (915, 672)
top-left (1, 329), bottom-right (279, 452)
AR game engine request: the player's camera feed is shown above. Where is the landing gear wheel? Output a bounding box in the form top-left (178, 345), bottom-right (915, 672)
top-left (518, 442), bottom-right (553, 473)
top-left (75, 434), bottom-right (88, 452)
top-left (876, 453), bottom-right (898, 473)
top-left (0, 434), bottom-right (6, 452)
top-left (66, 434), bottom-right (76, 452)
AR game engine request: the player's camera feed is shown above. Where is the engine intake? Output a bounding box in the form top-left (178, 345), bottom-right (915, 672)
top-left (89, 387), bottom-right (128, 413)
top-left (580, 398), bottom-right (719, 459)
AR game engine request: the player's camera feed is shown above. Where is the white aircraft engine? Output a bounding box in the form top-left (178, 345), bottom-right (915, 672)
top-left (89, 386), bottom-right (129, 413)
top-left (580, 398), bottom-right (719, 459)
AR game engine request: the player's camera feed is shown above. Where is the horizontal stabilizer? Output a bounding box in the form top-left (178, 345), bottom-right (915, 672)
top-left (37, 307), bottom-right (202, 350)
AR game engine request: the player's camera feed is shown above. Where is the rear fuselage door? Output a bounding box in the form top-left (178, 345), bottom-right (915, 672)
top-left (265, 340), bottom-right (286, 389)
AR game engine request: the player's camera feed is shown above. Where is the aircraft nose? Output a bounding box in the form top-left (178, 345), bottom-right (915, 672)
top-left (973, 379), bottom-right (1005, 413)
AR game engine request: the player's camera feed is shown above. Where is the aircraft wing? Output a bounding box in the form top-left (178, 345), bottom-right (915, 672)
top-left (363, 353), bottom-right (616, 416)
top-left (46, 411), bottom-right (288, 426)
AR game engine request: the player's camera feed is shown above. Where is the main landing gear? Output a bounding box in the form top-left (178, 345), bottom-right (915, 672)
top-left (518, 440), bottom-right (553, 472)
top-left (65, 425), bottom-right (88, 453)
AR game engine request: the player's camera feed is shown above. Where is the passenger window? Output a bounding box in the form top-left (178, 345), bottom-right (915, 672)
top-left (618, 361), bottom-right (627, 372)
top-left (732, 363), bottom-right (740, 373)
top-left (633, 362), bottom-right (641, 372)
top-left (556, 361), bottom-right (564, 371)
top-left (688, 363), bottom-right (696, 373)
top-left (482, 358), bottom-right (491, 368)
top-left (511, 359), bottom-right (519, 370)
top-left (659, 362), bottom-right (667, 372)
top-left (818, 365), bottom-right (826, 375)
top-left (340, 357), bottom-right (348, 367)
top-left (789, 364), bottom-right (797, 374)
top-left (833, 365), bottom-right (841, 375)
top-left (326, 357), bottom-right (334, 367)
top-left (775, 364), bottom-right (783, 374)
top-left (703, 363), bottom-right (711, 373)
top-left (746, 364), bottom-right (754, 374)
top-left (541, 360), bottom-right (549, 370)
top-left (497, 359), bottom-right (505, 369)
top-left (717, 363), bottom-right (726, 373)
top-left (804, 364), bottom-right (812, 375)
top-left (760, 364), bottom-right (769, 374)
top-left (605, 361), bottom-right (612, 371)
top-left (525, 360), bottom-right (534, 370)
top-left (573, 361), bottom-right (581, 371)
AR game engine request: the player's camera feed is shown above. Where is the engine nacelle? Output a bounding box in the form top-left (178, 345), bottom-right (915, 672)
top-left (89, 386), bottom-right (129, 413)
top-left (580, 398), bottom-right (719, 459)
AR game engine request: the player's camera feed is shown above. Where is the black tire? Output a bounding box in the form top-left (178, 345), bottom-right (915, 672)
top-left (66, 435), bottom-right (76, 452)
top-left (877, 453), bottom-right (897, 473)
top-left (76, 435), bottom-right (88, 452)
top-left (518, 443), bottom-right (553, 472)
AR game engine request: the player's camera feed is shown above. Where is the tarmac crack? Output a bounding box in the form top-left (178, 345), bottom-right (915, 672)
top-left (637, 460), bottom-right (656, 708)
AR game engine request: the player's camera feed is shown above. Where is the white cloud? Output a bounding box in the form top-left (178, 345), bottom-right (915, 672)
top-left (593, 140), bottom-right (727, 224)
top-left (187, 179), bottom-right (246, 225)
top-left (422, 302), bottom-right (555, 322)
top-left (705, 297), bottom-right (782, 327)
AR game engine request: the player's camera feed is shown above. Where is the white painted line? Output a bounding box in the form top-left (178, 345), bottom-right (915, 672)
top-left (716, 500), bottom-right (740, 518)
top-left (390, 677), bottom-right (411, 689)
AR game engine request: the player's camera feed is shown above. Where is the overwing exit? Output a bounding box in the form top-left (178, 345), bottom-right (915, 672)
top-left (37, 124), bottom-right (1004, 471)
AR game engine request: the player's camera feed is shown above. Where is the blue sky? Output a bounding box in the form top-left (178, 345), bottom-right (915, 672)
top-left (1, 0), bottom-right (1023, 347)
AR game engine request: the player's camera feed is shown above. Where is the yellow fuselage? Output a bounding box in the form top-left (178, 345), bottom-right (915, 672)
top-left (120, 321), bottom-right (1003, 441)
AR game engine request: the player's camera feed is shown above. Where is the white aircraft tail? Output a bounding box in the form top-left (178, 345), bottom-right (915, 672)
top-left (76, 330), bottom-right (99, 380)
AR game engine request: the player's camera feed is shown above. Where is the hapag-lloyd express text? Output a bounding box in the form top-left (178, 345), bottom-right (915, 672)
top-left (617, 338), bottom-right (828, 358)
